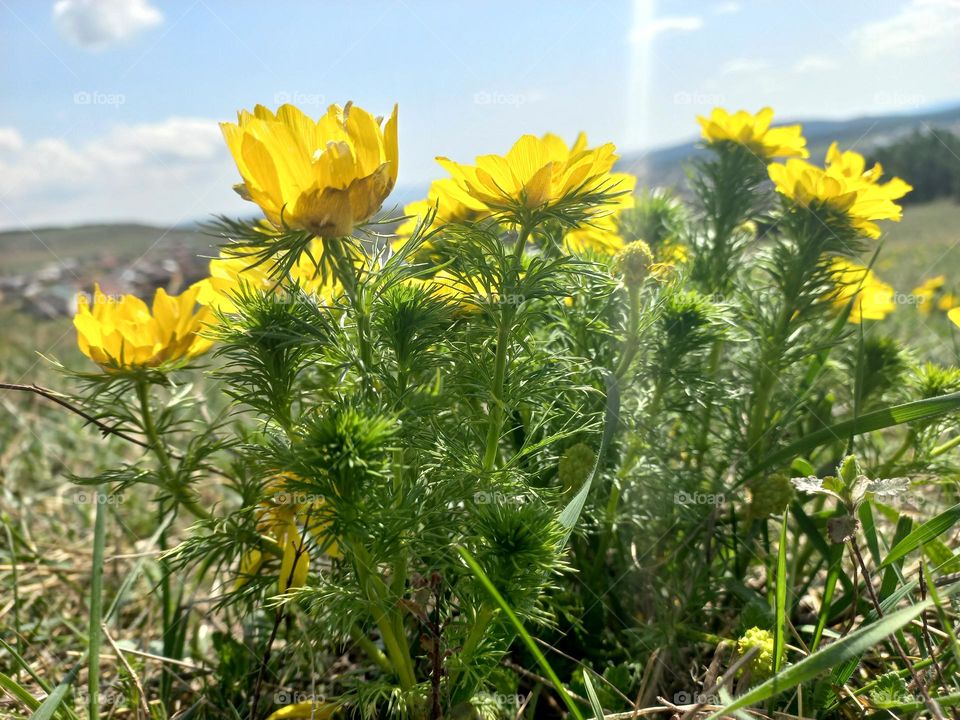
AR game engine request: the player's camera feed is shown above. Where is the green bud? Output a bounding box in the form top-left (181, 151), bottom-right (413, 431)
top-left (615, 240), bottom-right (654, 287)
top-left (747, 473), bottom-right (795, 519)
top-left (558, 443), bottom-right (596, 492)
top-left (838, 455), bottom-right (862, 489)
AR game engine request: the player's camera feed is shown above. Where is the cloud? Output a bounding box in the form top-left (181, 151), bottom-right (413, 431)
top-left (793, 55), bottom-right (837, 73)
top-left (53, 0), bottom-right (163, 51)
top-left (0, 118), bottom-right (245, 229)
top-left (0, 128), bottom-right (24, 153)
top-left (853, 0), bottom-right (960, 60)
top-left (720, 58), bottom-right (770, 75)
top-left (714, 2), bottom-right (742, 14)
top-left (630, 15), bottom-right (704, 42)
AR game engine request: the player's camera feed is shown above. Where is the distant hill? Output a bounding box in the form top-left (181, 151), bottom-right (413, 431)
top-left (0, 223), bottom-right (213, 276)
top-left (618, 103), bottom-right (960, 189)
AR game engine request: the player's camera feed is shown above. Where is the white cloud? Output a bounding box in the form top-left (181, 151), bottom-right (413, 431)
top-left (714, 2), bottom-right (742, 15)
top-left (793, 55), bottom-right (837, 73)
top-left (0, 118), bottom-right (244, 229)
top-left (53, 0), bottom-right (163, 51)
top-left (630, 15), bottom-right (704, 42)
top-left (721, 58), bottom-right (770, 75)
top-left (0, 128), bottom-right (24, 153)
top-left (853, 0), bottom-right (960, 60)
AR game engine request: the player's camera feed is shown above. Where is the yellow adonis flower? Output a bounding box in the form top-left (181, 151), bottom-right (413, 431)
top-left (196, 240), bottom-right (342, 312)
top-left (221, 102), bottom-right (398, 238)
top-left (826, 257), bottom-right (895, 323)
top-left (768, 144), bottom-right (912, 239)
top-left (563, 216), bottom-right (625, 255)
top-left (436, 132), bottom-right (633, 215)
top-left (913, 275), bottom-right (946, 316)
top-left (74, 283), bottom-right (212, 369)
top-left (697, 107), bottom-right (808, 159)
top-left (947, 306), bottom-right (960, 329)
top-left (395, 177), bottom-right (490, 241)
top-left (236, 477), bottom-right (341, 594)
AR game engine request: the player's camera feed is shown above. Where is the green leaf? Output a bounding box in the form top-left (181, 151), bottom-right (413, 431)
top-left (773, 510), bottom-right (788, 673)
top-left (31, 662), bottom-right (82, 720)
top-left (880, 503), bottom-right (960, 568)
top-left (457, 546), bottom-right (585, 720)
top-left (87, 485), bottom-right (108, 720)
top-left (558, 371), bottom-right (620, 544)
top-left (582, 672), bottom-right (605, 720)
top-left (749, 392), bottom-right (960, 478)
top-left (705, 590), bottom-right (956, 719)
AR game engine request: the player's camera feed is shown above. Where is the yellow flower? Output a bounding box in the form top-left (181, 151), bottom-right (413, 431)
top-left (74, 283), bottom-right (212, 369)
top-left (266, 702), bottom-right (339, 720)
top-left (913, 275), bottom-right (945, 316)
top-left (221, 102), bottom-right (398, 238)
top-left (563, 217), bottom-right (625, 255)
top-left (197, 240), bottom-right (342, 312)
top-left (404, 270), bottom-right (487, 313)
top-left (947, 306), bottom-right (960, 328)
top-left (236, 475), bottom-right (341, 593)
top-left (768, 144), bottom-right (912, 239)
top-left (826, 257), bottom-right (895, 323)
top-left (697, 107), bottom-right (808, 159)
top-left (395, 177), bottom-right (490, 241)
top-left (436, 132), bottom-right (633, 215)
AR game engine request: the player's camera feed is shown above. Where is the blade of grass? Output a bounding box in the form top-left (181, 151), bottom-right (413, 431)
top-left (558, 371), bottom-right (619, 545)
top-left (773, 510), bottom-right (788, 673)
top-left (748, 392), bottom-right (960, 478)
top-left (582, 672), bottom-right (605, 720)
top-left (457, 546), bottom-right (584, 720)
top-left (30, 660), bottom-right (82, 720)
top-left (880, 503), bottom-right (960, 568)
top-left (87, 485), bottom-right (107, 720)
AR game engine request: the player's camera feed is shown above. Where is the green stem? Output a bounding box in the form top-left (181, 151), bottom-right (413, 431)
top-left (135, 381), bottom-right (210, 521)
top-left (350, 624), bottom-right (394, 674)
top-left (457, 603), bottom-right (495, 674)
top-left (932, 431), bottom-right (960, 458)
top-left (482, 226), bottom-right (530, 471)
top-left (87, 484), bottom-right (107, 720)
top-left (353, 545), bottom-right (416, 690)
top-left (614, 284), bottom-right (641, 380)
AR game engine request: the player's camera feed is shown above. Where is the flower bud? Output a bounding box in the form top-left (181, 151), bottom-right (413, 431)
top-left (736, 627), bottom-right (774, 679)
top-left (558, 443), bottom-right (596, 491)
top-left (747, 473), bottom-right (795, 519)
top-left (615, 240), bottom-right (654, 287)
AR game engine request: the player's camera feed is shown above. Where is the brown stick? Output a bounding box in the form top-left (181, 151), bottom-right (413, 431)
top-left (0, 381), bottom-right (152, 450)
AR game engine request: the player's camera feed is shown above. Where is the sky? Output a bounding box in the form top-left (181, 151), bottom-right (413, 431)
top-left (0, 0), bottom-right (958, 230)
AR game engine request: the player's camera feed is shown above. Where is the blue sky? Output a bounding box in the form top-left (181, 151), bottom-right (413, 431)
top-left (1, 0), bottom-right (958, 228)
